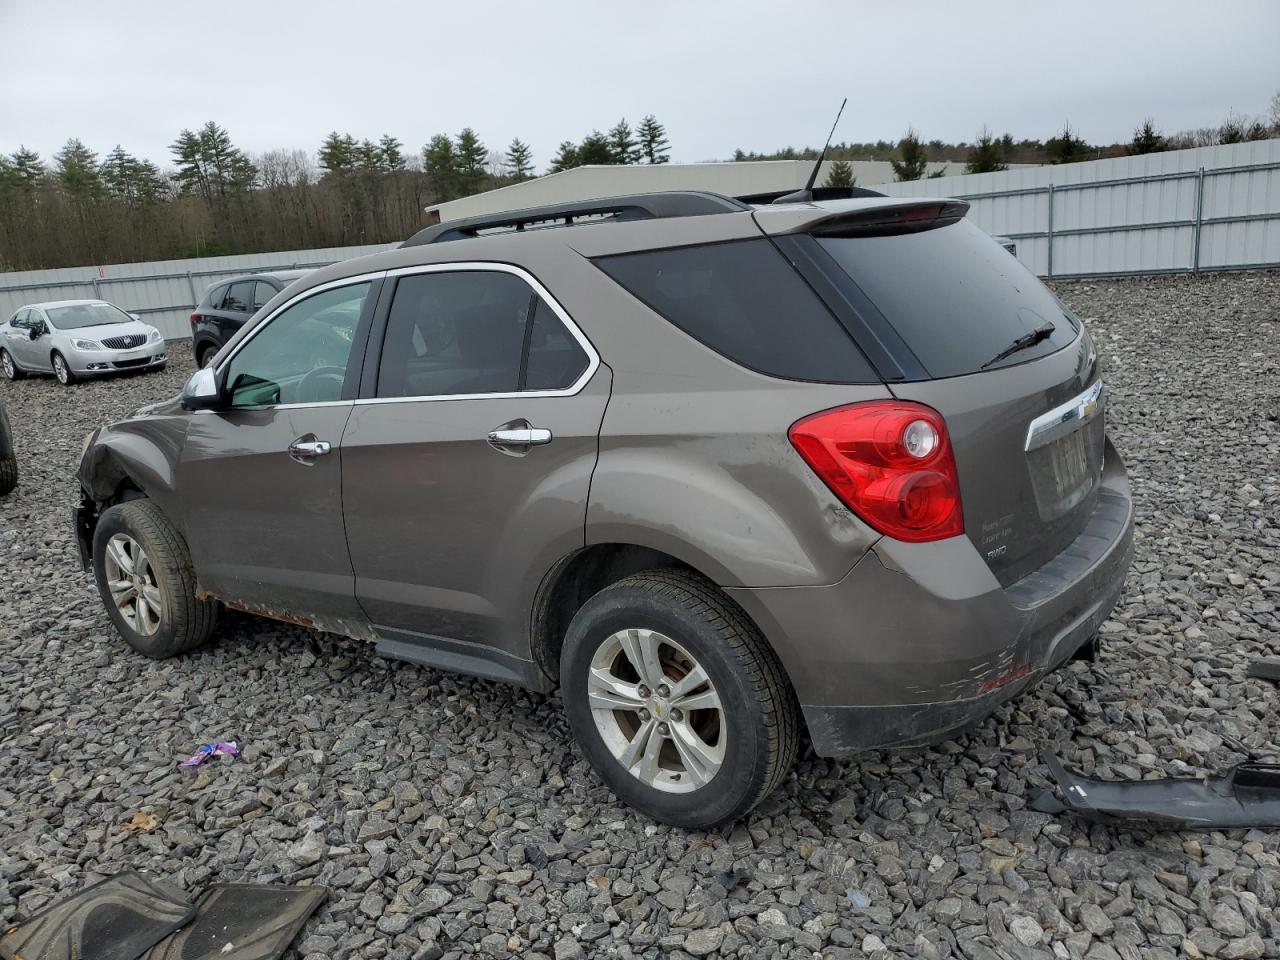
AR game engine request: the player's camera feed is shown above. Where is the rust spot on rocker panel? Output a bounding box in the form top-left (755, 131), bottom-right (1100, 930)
top-left (195, 590), bottom-right (378, 642)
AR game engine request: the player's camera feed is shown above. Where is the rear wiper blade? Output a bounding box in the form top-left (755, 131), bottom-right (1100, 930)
top-left (980, 322), bottom-right (1055, 369)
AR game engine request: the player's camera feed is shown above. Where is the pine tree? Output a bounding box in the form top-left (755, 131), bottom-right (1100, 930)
top-left (8, 147), bottom-right (44, 190)
top-left (890, 127), bottom-right (929, 181)
top-left (608, 118), bottom-right (640, 164)
top-left (170, 122), bottom-right (256, 204)
top-left (548, 141), bottom-right (581, 173)
top-left (823, 159), bottom-right (855, 188)
top-left (379, 135), bottom-right (405, 172)
top-left (1045, 122), bottom-right (1091, 164)
top-left (55, 139), bottom-right (103, 200)
top-left (965, 127), bottom-right (1008, 173)
top-left (318, 132), bottom-right (358, 175)
top-left (1128, 119), bottom-right (1167, 155)
top-left (423, 134), bottom-right (459, 200)
top-left (454, 128), bottom-right (488, 194)
top-left (506, 138), bottom-right (534, 180)
top-left (577, 131), bottom-right (613, 165)
top-left (637, 115), bottom-right (670, 164)
top-left (99, 147), bottom-right (166, 204)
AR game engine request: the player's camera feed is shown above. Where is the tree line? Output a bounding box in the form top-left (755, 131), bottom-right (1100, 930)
top-left (755, 94), bottom-right (1280, 186)
top-left (0, 115), bottom-right (672, 271)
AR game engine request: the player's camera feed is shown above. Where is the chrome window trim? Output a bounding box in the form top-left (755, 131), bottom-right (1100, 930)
top-left (211, 262), bottom-right (599, 412)
top-left (1025, 379), bottom-right (1104, 451)
top-left (354, 261), bottom-right (600, 406)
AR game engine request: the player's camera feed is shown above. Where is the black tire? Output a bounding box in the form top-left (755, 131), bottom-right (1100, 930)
top-left (0, 455), bottom-right (15, 496)
top-left (52, 351), bottom-right (74, 385)
top-left (92, 499), bottom-right (219, 658)
top-left (1, 349), bottom-right (24, 380)
top-left (560, 569), bottom-right (799, 828)
top-left (198, 344), bottom-right (217, 369)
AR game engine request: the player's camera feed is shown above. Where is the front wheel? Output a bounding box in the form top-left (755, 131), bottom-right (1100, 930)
top-left (560, 569), bottom-right (799, 828)
top-left (52, 351), bottom-right (74, 385)
top-left (92, 499), bottom-right (219, 658)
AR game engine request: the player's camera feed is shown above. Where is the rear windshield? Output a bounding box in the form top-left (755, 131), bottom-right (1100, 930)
top-left (817, 220), bottom-right (1078, 378)
top-left (593, 239), bottom-right (876, 383)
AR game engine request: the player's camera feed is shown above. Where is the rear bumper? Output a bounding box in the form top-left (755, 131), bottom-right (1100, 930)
top-left (728, 437), bottom-right (1134, 757)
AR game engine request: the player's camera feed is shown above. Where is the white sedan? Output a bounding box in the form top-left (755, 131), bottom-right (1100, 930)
top-left (1, 300), bottom-right (167, 385)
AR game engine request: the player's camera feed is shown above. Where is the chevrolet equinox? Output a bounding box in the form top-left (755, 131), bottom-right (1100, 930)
top-left (76, 191), bottom-right (1134, 827)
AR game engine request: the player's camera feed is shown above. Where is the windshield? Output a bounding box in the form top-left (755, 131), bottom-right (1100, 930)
top-left (816, 220), bottom-right (1079, 378)
top-left (45, 302), bottom-right (134, 330)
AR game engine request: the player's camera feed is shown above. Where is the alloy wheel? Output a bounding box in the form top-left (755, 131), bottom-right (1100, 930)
top-left (587, 628), bottom-right (726, 793)
top-left (54, 355), bottom-right (69, 384)
top-left (1, 352), bottom-right (13, 379)
top-left (103, 533), bottom-right (163, 636)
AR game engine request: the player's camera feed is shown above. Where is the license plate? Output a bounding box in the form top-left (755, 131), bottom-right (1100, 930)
top-left (1048, 429), bottom-right (1089, 497)
top-left (118, 349), bottom-right (146, 361)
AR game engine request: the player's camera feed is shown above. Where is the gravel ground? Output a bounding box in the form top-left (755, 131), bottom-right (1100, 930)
top-left (1, 271), bottom-right (1277, 960)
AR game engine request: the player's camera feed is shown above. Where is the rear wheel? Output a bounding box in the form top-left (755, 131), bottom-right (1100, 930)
top-left (92, 499), bottom-right (219, 658)
top-left (198, 344), bottom-right (218, 369)
top-left (1, 349), bottom-right (23, 381)
top-left (52, 351), bottom-right (74, 385)
top-left (560, 569), bottom-right (799, 828)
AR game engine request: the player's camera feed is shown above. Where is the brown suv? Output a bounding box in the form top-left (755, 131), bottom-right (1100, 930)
top-left (76, 191), bottom-right (1133, 827)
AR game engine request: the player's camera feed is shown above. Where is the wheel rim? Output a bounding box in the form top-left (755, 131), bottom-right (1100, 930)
top-left (104, 533), bottom-right (163, 636)
top-left (54, 355), bottom-right (68, 382)
top-left (588, 628), bottom-right (726, 794)
top-left (201, 349), bottom-right (215, 369)
top-left (2, 352), bottom-right (12, 378)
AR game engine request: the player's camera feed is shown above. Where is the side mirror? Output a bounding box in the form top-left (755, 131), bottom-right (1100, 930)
top-left (28, 325), bottom-right (41, 341)
top-left (181, 367), bottom-right (223, 411)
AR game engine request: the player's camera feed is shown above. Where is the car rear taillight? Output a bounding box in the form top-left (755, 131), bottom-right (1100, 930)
top-left (789, 401), bottom-right (964, 543)
top-left (189, 312), bottom-right (199, 327)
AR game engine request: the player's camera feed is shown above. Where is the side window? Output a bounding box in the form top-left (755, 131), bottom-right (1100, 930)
top-left (376, 271), bottom-right (533, 399)
top-left (252, 281), bottom-right (277, 311)
top-left (222, 281), bottom-right (253, 313)
top-left (524, 298), bottom-right (589, 391)
top-left (205, 285), bottom-right (226, 310)
top-left (11, 310), bottom-right (28, 328)
top-left (225, 282), bottom-right (371, 408)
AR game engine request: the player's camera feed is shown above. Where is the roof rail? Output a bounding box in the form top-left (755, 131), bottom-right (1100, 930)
top-left (735, 186), bottom-right (888, 205)
top-left (402, 191), bottom-right (749, 247)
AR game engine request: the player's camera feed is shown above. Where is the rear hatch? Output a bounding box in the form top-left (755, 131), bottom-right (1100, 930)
top-left (759, 203), bottom-right (1105, 585)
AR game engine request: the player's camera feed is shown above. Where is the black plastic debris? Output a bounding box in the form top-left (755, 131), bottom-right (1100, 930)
top-left (141, 884), bottom-right (327, 960)
top-left (1247, 658), bottom-right (1280, 683)
top-left (0, 871), bottom-right (195, 960)
top-left (1030, 752), bottom-right (1280, 828)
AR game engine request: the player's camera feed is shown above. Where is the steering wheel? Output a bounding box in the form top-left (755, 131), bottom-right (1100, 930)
top-left (294, 365), bottom-right (346, 403)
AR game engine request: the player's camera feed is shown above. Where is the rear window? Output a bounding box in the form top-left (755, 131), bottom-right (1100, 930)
top-left (593, 239), bottom-right (876, 383)
top-left (816, 220), bottom-right (1078, 378)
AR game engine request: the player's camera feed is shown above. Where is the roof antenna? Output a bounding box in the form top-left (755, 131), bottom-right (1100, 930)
top-left (773, 97), bottom-right (847, 204)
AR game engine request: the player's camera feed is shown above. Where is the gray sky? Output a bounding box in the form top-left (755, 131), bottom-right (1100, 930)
top-left (2, 0), bottom-right (1277, 171)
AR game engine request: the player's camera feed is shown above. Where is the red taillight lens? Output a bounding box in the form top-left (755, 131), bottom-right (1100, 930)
top-left (789, 401), bottom-right (964, 543)
top-left (189, 312), bottom-right (199, 327)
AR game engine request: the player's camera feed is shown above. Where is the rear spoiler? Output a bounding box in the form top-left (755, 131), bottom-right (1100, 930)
top-left (753, 198), bottom-right (970, 239)
top-left (805, 200), bottom-right (970, 237)
top-left (735, 186), bottom-right (887, 205)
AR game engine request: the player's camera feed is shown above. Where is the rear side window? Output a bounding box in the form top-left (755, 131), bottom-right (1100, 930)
top-left (203, 285), bottom-right (226, 310)
top-left (593, 239), bottom-right (875, 383)
top-left (816, 220), bottom-right (1078, 378)
top-left (376, 271), bottom-right (589, 399)
top-left (221, 282), bottom-right (253, 312)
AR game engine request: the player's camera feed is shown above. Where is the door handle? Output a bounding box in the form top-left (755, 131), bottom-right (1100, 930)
top-left (487, 426), bottom-right (553, 447)
top-left (288, 434), bottom-right (332, 463)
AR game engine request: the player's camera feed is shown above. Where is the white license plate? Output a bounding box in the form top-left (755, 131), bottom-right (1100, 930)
top-left (117, 349), bottom-right (147, 361)
top-left (1048, 429), bottom-right (1090, 497)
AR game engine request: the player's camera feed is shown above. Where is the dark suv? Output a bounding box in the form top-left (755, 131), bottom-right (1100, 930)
top-left (76, 192), bottom-right (1133, 827)
top-left (189, 269), bottom-right (311, 367)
